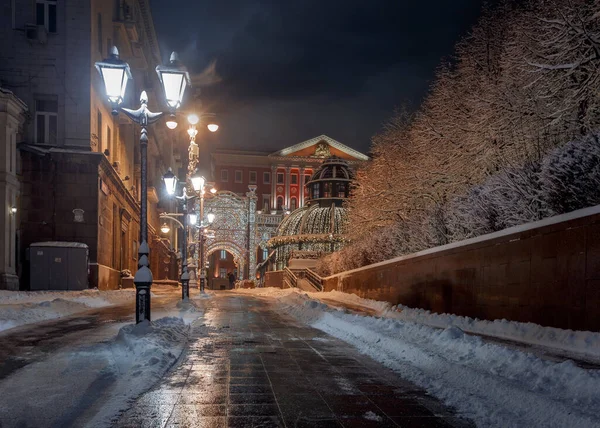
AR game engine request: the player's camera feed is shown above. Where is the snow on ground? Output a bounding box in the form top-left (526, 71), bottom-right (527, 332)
top-left (0, 289), bottom-right (135, 332)
top-left (238, 287), bottom-right (600, 428)
top-left (0, 297), bottom-right (202, 428)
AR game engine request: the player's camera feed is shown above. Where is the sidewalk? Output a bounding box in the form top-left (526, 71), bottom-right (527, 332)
top-left (116, 293), bottom-right (474, 427)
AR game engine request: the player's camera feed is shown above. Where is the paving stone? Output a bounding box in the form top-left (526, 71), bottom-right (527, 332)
top-left (115, 293), bottom-right (474, 428)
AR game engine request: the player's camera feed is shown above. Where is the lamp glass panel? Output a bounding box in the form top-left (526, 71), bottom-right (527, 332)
top-left (163, 175), bottom-right (177, 195)
top-left (161, 72), bottom-right (186, 108)
top-left (191, 175), bottom-right (205, 191)
top-left (101, 67), bottom-right (128, 104)
top-left (189, 213), bottom-right (198, 225)
top-left (207, 213), bottom-right (215, 223)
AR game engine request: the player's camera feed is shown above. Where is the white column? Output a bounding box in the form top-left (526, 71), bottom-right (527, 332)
top-left (270, 165), bottom-right (277, 212)
top-left (285, 166), bottom-right (291, 209)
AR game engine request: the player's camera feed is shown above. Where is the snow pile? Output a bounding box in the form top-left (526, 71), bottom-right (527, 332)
top-left (263, 288), bottom-right (600, 361)
top-left (392, 305), bottom-right (600, 360)
top-left (0, 316), bottom-right (191, 427)
top-left (269, 290), bottom-right (600, 428)
top-left (0, 290), bottom-right (135, 333)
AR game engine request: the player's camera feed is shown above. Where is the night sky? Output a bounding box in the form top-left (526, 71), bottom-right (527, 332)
top-left (150, 0), bottom-right (486, 154)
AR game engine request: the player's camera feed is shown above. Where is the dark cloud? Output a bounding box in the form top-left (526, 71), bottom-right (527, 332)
top-left (150, 0), bottom-right (486, 153)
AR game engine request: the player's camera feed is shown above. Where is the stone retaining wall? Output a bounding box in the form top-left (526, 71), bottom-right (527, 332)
top-left (322, 206), bottom-right (600, 332)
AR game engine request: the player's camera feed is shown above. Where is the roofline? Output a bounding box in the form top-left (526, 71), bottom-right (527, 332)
top-left (269, 135), bottom-right (370, 161)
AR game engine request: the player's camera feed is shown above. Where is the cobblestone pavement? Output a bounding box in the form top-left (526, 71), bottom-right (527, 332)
top-left (116, 293), bottom-right (474, 428)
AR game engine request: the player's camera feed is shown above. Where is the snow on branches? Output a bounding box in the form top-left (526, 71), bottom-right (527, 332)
top-left (321, 0), bottom-right (600, 276)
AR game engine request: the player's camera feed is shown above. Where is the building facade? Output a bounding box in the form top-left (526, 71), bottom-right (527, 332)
top-left (0, 0), bottom-right (181, 289)
top-left (204, 135), bottom-right (368, 280)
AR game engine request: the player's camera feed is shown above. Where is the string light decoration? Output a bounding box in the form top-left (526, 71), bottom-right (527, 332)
top-left (267, 157), bottom-right (353, 270)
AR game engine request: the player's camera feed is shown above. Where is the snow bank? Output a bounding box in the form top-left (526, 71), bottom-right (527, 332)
top-left (392, 304), bottom-right (600, 361)
top-left (246, 288), bottom-right (600, 361)
top-left (0, 306), bottom-right (200, 427)
top-left (0, 289), bottom-right (134, 333)
top-left (248, 289), bottom-right (600, 427)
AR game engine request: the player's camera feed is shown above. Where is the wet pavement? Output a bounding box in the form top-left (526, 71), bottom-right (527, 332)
top-left (116, 293), bottom-right (474, 427)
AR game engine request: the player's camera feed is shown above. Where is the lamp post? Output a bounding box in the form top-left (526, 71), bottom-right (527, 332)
top-left (191, 170), bottom-right (216, 292)
top-left (163, 168), bottom-right (197, 300)
top-left (95, 47), bottom-right (190, 323)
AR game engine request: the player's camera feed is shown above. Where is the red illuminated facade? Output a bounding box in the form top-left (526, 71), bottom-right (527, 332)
top-left (210, 135), bottom-right (369, 213)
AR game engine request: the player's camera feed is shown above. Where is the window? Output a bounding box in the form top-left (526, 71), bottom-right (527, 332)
top-left (249, 171), bottom-right (257, 184)
top-left (35, 99), bottom-right (58, 145)
top-left (263, 248), bottom-right (268, 260)
top-left (290, 197), bottom-right (297, 211)
top-left (220, 250), bottom-right (227, 260)
top-left (36, 0), bottom-right (57, 33)
top-left (277, 196), bottom-right (284, 211)
top-left (323, 182), bottom-right (332, 198)
top-left (305, 174), bottom-right (311, 184)
top-left (220, 169), bottom-right (228, 182)
top-left (291, 174), bottom-right (298, 185)
top-left (313, 183), bottom-right (320, 199)
top-left (336, 182), bottom-right (347, 198)
top-left (262, 195), bottom-right (270, 212)
top-left (97, 13), bottom-right (102, 53)
top-left (263, 172), bottom-right (270, 184)
top-left (97, 110), bottom-right (102, 150)
top-left (219, 268), bottom-right (227, 279)
top-left (277, 172), bottom-right (284, 184)
top-left (235, 170), bottom-right (243, 183)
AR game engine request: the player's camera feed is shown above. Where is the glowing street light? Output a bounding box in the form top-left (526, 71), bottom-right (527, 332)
top-left (162, 168), bottom-right (178, 196)
top-left (95, 46), bottom-right (189, 323)
top-left (160, 223), bottom-right (171, 234)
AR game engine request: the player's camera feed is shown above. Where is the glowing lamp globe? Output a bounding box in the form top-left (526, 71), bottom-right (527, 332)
top-left (166, 116), bottom-right (178, 129)
top-left (156, 52), bottom-right (190, 111)
top-left (207, 123), bottom-right (219, 133)
top-left (187, 113), bottom-right (199, 125)
top-left (160, 223), bottom-right (170, 234)
top-left (188, 213), bottom-right (198, 225)
top-left (207, 213), bottom-right (215, 223)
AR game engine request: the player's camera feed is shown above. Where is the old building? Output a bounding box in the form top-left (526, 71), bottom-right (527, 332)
top-left (202, 135), bottom-right (368, 282)
top-left (0, 88), bottom-right (27, 290)
top-left (0, 0), bottom-right (180, 289)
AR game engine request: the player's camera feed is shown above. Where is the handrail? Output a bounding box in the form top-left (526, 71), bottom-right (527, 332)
top-left (283, 267), bottom-right (298, 288)
top-left (304, 268), bottom-right (323, 291)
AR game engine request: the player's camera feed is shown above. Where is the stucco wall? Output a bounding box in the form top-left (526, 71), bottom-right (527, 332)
top-left (322, 207), bottom-right (600, 332)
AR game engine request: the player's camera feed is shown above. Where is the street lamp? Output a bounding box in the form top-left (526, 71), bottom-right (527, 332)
top-left (162, 170), bottom-right (196, 300)
top-left (188, 213), bottom-right (198, 225)
top-left (96, 46), bottom-right (189, 323)
top-left (189, 170), bottom-right (216, 293)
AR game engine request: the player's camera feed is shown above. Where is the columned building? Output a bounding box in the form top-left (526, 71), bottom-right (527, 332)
top-left (208, 135), bottom-right (368, 277)
top-left (0, 0), bottom-right (182, 289)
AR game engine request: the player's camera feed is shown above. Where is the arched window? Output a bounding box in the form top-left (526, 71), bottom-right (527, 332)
top-left (290, 197), bottom-right (297, 211)
top-left (277, 196), bottom-right (284, 211)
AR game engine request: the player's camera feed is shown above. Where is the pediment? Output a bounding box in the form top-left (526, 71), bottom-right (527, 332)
top-left (269, 135), bottom-right (369, 161)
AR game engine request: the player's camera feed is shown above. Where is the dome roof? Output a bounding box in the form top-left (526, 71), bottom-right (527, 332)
top-left (308, 157), bottom-right (353, 182)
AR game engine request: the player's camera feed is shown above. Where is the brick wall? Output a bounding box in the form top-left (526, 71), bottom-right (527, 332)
top-left (322, 207), bottom-right (600, 332)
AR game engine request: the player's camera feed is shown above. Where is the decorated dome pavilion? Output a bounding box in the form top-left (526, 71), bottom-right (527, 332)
top-left (268, 157), bottom-right (353, 270)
